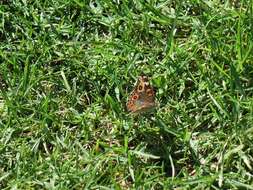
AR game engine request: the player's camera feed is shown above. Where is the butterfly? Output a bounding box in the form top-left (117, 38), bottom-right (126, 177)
top-left (126, 75), bottom-right (156, 114)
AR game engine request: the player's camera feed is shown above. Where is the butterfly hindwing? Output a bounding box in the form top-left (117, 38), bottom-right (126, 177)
top-left (126, 76), bottom-right (156, 114)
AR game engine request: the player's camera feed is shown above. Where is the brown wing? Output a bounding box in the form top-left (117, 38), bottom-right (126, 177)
top-left (127, 76), bottom-right (156, 113)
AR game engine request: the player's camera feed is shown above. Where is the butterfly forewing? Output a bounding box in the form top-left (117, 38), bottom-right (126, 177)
top-left (127, 76), bottom-right (156, 114)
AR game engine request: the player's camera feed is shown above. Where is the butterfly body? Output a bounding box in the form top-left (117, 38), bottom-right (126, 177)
top-left (126, 76), bottom-right (156, 114)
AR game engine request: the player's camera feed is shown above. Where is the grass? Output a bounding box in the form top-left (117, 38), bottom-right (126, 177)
top-left (1, 0), bottom-right (253, 189)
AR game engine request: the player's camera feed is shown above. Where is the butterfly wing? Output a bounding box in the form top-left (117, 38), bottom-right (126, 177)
top-left (127, 76), bottom-right (156, 114)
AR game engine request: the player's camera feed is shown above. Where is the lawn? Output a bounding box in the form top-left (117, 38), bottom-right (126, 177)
top-left (1, 0), bottom-right (253, 189)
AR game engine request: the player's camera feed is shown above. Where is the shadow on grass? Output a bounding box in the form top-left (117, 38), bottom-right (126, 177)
top-left (128, 113), bottom-right (202, 178)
